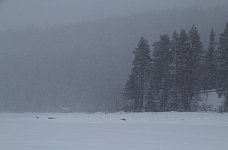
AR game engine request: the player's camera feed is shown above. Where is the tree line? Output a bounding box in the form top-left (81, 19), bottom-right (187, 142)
top-left (123, 23), bottom-right (228, 112)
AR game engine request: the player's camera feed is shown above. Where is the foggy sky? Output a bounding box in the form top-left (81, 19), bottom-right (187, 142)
top-left (0, 0), bottom-right (227, 30)
top-left (0, 0), bottom-right (228, 112)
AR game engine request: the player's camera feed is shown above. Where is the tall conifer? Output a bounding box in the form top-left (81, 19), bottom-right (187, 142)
top-left (218, 23), bottom-right (228, 112)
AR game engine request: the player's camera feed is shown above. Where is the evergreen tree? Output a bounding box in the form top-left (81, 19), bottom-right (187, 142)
top-left (175, 29), bottom-right (191, 111)
top-left (123, 74), bottom-right (141, 111)
top-left (218, 22), bottom-right (228, 112)
top-left (170, 31), bottom-right (180, 111)
top-left (124, 37), bottom-right (152, 111)
top-left (146, 34), bottom-right (174, 111)
top-left (145, 76), bottom-right (158, 112)
top-left (205, 29), bottom-right (217, 91)
top-left (188, 25), bottom-right (204, 111)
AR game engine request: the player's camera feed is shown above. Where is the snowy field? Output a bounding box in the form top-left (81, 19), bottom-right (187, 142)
top-left (0, 112), bottom-right (228, 150)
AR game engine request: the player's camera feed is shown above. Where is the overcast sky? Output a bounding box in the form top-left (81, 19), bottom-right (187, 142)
top-left (0, 0), bottom-right (227, 30)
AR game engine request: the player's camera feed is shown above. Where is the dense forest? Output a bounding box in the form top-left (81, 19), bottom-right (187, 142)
top-left (124, 23), bottom-right (228, 112)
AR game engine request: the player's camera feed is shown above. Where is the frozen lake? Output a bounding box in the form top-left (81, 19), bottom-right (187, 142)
top-left (0, 112), bottom-right (227, 150)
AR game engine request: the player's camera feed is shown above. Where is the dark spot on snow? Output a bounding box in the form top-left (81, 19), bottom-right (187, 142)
top-left (120, 118), bottom-right (127, 121)
top-left (48, 117), bottom-right (56, 120)
top-left (36, 117), bottom-right (39, 119)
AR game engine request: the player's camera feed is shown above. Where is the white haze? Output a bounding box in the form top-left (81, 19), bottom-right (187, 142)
top-left (0, 0), bottom-right (227, 30)
top-left (0, 0), bottom-right (228, 112)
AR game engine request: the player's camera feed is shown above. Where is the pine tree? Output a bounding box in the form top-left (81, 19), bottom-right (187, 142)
top-left (188, 25), bottom-right (204, 111)
top-left (175, 29), bottom-right (191, 111)
top-left (145, 77), bottom-right (158, 112)
top-left (124, 37), bottom-right (152, 111)
top-left (218, 22), bottom-right (228, 112)
top-left (123, 74), bottom-right (141, 111)
top-left (205, 29), bottom-right (217, 91)
top-left (170, 31), bottom-right (180, 111)
top-left (146, 34), bottom-right (174, 111)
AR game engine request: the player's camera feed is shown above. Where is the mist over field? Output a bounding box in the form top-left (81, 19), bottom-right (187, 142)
top-left (1, 1), bottom-right (228, 150)
top-left (0, 0), bottom-right (227, 30)
top-left (0, 0), bottom-right (228, 112)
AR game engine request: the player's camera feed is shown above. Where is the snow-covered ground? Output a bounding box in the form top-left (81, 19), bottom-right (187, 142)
top-left (199, 91), bottom-right (224, 111)
top-left (0, 112), bottom-right (228, 150)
